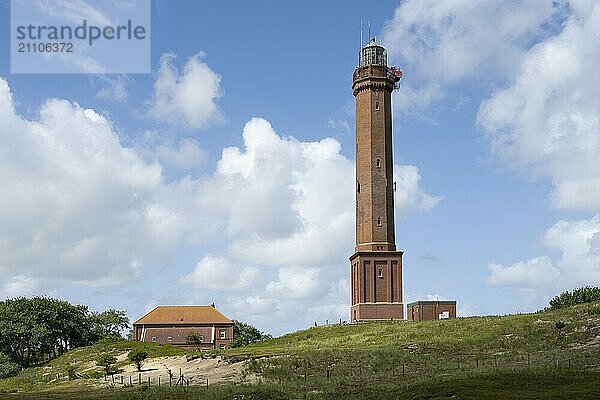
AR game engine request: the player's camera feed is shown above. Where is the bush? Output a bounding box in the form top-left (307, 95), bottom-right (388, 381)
top-left (128, 349), bottom-right (148, 372)
top-left (64, 364), bottom-right (77, 380)
top-left (96, 353), bottom-right (117, 375)
top-left (0, 353), bottom-right (20, 379)
top-left (548, 287), bottom-right (600, 310)
top-left (555, 321), bottom-right (566, 330)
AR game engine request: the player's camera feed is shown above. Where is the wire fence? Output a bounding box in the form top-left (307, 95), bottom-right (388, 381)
top-left (250, 349), bottom-right (600, 389)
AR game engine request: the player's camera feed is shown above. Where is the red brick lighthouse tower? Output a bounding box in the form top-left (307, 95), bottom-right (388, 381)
top-left (350, 37), bottom-right (404, 321)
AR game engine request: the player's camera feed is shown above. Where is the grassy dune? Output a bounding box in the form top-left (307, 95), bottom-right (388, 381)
top-left (1, 302), bottom-right (600, 399)
top-left (227, 301), bottom-right (600, 357)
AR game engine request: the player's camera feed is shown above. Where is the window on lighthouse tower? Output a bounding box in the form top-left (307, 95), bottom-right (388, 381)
top-left (377, 217), bottom-right (382, 226)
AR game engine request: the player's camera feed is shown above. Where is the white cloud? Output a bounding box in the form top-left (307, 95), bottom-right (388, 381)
top-left (477, 2), bottom-right (600, 212)
top-left (96, 75), bottom-right (129, 102)
top-left (544, 215), bottom-right (600, 284)
top-left (180, 255), bottom-right (260, 290)
top-left (265, 267), bottom-right (322, 299)
top-left (0, 77), bottom-right (191, 287)
top-left (382, 0), bottom-right (564, 111)
top-left (395, 165), bottom-right (441, 218)
top-left (153, 137), bottom-right (208, 170)
top-left (149, 52), bottom-right (223, 130)
top-left (485, 216), bottom-right (600, 305)
top-left (381, 1), bottom-right (600, 309)
top-left (37, 0), bottom-right (112, 26)
top-left (486, 256), bottom-right (560, 287)
top-left (179, 118), bottom-right (440, 331)
top-left (0, 275), bottom-right (46, 299)
top-left (0, 77), bottom-right (438, 333)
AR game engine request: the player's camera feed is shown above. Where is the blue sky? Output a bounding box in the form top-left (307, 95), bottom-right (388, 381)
top-left (1, 0), bottom-right (599, 336)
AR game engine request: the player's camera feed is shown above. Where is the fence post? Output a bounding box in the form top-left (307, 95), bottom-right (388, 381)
top-left (129, 375), bottom-right (132, 386)
top-left (148, 376), bottom-right (150, 386)
top-left (476, 357), bottom-right (479, 369)
top-left (158, 376), bottom-right (161, 386)
top-left (112, 374), bottom-right (114, 384)
top-left (138, 373), bottom-right (141, 385)
top-left (402, 363), bottom-right (405, 376)
top-left (121, 375), bottom-right (123, 385)
top-left (207, 378), bottom-right (209, 388)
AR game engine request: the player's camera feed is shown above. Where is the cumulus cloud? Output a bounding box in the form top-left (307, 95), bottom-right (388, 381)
top-left (0, 77), bottom-right (438, 331)
top-left (394, 165), bottom-right (441, 218)
top-left (136, 134), bottom-right (208, 170)
top-left (149, 52), bottom-right (223, 129)
top-left (381, 1), bottom-right (600, 307)
top-left (177, 118), bottom-right (440, 331)
top-left (477, 2), bottom-right (600, 212)
top-left (96, 75), bottom-right (129, 102)
top-left (486, 257), bottom-right (560, 287)
top-left (265, 267), bottom-right (322, 300)
top-left (0, 276), bottom-right (47, 299)
top-left (180, 255), bottom-right (260, 290)
top-left (382, 0), bottom-right (564, 112)
top-left (0, 77), bottom-right (210, 289)
top-left (485, 215), bottom-right (600, 305)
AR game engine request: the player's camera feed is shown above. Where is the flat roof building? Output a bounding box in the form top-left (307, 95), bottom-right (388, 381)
top-left (407, 300), bottom-right (457, 322)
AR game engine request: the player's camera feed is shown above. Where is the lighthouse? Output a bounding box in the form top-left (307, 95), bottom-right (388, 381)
top-left (350, 37), bottom-right (404, 321)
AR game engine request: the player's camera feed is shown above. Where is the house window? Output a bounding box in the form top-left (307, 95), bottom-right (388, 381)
top-left (199, 335), bottom-right (204, 342)
top-left (167, 336), bottom-right (173, 342)
top-left (378, 269), bottom-right (383, 279)
top-left (151, 336), bottom-right (157, 342)
top-left (220, 344), bottom-right (226, 350)
top-left (220, 330), bottom-right (226, 339)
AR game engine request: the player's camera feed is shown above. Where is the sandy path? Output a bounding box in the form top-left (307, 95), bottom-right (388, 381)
top-left (97, 355), bottom-right (255, 387)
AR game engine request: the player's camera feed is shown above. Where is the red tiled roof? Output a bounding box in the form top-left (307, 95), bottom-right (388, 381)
top-left (133, 306), bottom-right (232, 325)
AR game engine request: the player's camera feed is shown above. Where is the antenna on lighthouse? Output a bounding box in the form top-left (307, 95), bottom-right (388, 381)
top-left (360, 19), bottom-right (363, 47)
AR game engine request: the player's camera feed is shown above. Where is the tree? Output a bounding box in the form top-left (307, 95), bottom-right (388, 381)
top-left (96, 353), bottom-right (117, 375)
top-left (88, 309), bottom-right (130, 341)
top-left (548, 286), bottom-right (600, 310)
top-left (128, 349), bottom-right (148, 372)
top-left (186, 332), bottom-right (203, 351)
top-left (0, 352), bottom-right (19, 379)
top-left (0, 296), bottom-right (130, 368)
top-left (230, 320), bottom-right (272, 348)
top-left (0, 297), bottom-right (90, 367)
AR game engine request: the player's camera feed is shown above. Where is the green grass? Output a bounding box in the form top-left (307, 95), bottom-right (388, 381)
top-left (2, 302), bottom-right (600, 399)
top-left (0, 337), bottom-right (191, 394)
top-left (226, 301), bottom-right (600, 358)
top-left (5, 368), bottom-right (600, 400)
